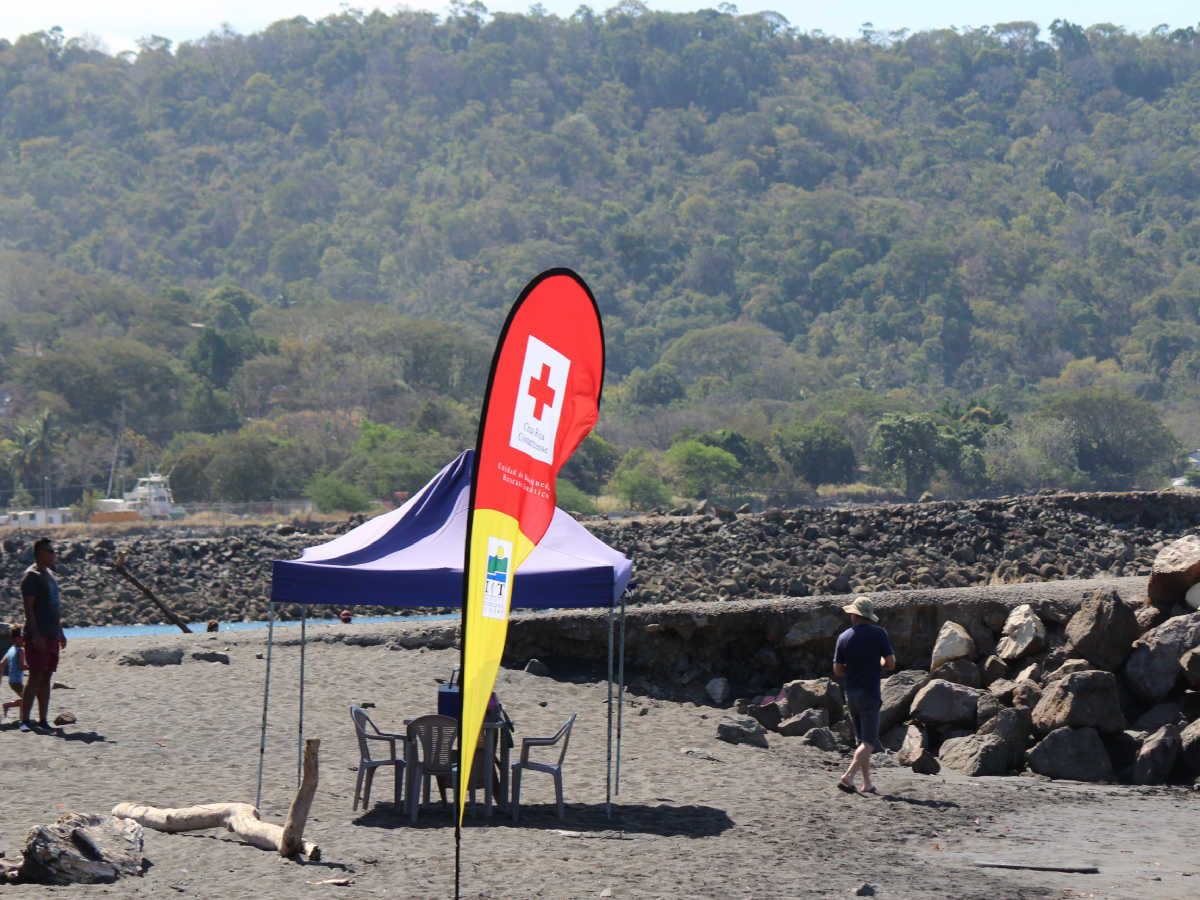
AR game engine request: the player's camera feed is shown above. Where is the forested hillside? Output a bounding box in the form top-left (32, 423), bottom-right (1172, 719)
top-left (2, 6), bottom-right (1199, 511)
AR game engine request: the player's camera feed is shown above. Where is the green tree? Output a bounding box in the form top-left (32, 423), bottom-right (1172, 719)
top-left (559, 433), bottom-right (621, 495)
top-left (204, 428), bottom-right (280, 501)
top-left (775, 421), bottom-right (857, 485)
top-left (868, 413), bottom-right (961, 498)
top-left (554, 478), bottom-right (598, 515)
top-left (307, 473), bottom-right (372, 513)
top-left (665, 439), bottom-right (740, 498)
top-left (1038, 389), bottom-right (1179, 488)
top-left (622, 364), bottom-right (685, 406)
top-left (694, 429), bottom-right (776, 481)
top-left (609, 448), bottom-right (671, 510)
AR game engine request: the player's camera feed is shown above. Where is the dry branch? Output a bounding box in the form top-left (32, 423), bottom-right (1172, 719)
top-left (280, 739), bottom-right (320, 858)
top-left (112, 550), bottom-right (192, 633)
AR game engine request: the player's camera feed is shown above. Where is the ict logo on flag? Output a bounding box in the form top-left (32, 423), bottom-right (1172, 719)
top-left (482, 536), bottom-right (513, 620)
top-left (509, 335), bottom-right (570, 464)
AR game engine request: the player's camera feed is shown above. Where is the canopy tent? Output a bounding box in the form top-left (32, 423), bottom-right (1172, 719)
top-left (271, 449), bottom-right (632, 609)
top-left (261, 450), bottom-right (633, 813)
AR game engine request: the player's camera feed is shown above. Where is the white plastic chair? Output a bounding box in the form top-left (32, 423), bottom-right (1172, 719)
top-left (510, 713), bottom-right (577, 823)
top-left (350, 705), bottom-right (406, 811)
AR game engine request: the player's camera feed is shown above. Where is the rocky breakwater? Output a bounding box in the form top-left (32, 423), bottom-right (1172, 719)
top-left (736, 583), bottom-right (1200, 787)
top-left (586, 489), bottom-right (1200, 605)
top-left (0, 524), bottom-right (346, 628)
top-left (0, 488), bottom-right (1198, 629)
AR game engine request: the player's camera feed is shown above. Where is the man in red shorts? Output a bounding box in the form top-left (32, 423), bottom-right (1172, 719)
top-left (20, 538), bottom-right (66, 733)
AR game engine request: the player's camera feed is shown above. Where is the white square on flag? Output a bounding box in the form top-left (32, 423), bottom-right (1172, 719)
top-left (509, 334), bottom-right (570, 464)
top-left (482, 536), bottom-right (514, 620)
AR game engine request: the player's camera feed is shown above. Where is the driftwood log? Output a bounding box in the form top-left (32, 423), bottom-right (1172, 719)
top-left (112, 739), bottom-right (320, 860)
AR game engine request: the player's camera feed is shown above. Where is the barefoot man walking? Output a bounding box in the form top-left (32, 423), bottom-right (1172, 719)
top-left (833, 596), bottom-right (895, 794)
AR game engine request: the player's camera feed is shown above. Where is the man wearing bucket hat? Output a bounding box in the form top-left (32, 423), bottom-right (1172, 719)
top-left (833, 596), bottom-right (895, 794)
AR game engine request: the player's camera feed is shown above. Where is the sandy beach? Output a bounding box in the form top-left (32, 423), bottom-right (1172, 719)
top-left (1, 622), bottom-right (1196, 899)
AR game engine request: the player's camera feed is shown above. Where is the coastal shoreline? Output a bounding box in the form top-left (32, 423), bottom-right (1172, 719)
top-left (0, 607), bottom-right (1195, 897)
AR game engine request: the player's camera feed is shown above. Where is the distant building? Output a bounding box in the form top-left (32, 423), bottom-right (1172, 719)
top-left (0, 508), bottom-right (74, 526)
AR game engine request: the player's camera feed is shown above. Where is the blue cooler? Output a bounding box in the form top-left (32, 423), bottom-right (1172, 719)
top-left (437, 683), bottom-right (498, 717)
top-left (438, 684), bottom-right (460, 716)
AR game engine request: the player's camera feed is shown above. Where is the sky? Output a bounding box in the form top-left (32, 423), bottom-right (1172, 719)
top-left (3, 1), bottom-right (1197, 56)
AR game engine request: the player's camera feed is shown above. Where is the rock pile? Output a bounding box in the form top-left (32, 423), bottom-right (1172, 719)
top-left (0, 488), bottom-right (1197, 628)
top-left (591, 490), bottom-right (1200, 606)
top-left (737, 586), bottom-right (1200, 786)
top-left (0, 526), bottom-right (344, 628)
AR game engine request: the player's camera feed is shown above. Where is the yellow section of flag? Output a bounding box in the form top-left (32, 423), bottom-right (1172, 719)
top-left (458, 507), bottom-right (534, 825)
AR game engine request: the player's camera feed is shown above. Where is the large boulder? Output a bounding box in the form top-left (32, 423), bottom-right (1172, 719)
top-left (1180, 720), bottom-right (1200, 776)
top-left (896, 724), bottom-right (931, 766)
top-left (938, 733), bottom-right (1009, 776)
top-left (745, 700), bottom-right (784, 732)
top-left (932, 657), bottom-right (982, 688)
top-left (1132, 724), bottom-right (1181, 785)
top-left (1026, 727), bottom-right (1114, 782)
top-left (930, 621), bottom-right (975, 671)
top-left (911, 750), bottom-right (941, 775)
top-left (117, 647), bottom-right (184, 667)
top-left (1103, 730), bottom-right (1146, 780)
top-left (1180, 646), bottom-right (1200, 690)
top-left (1132, 701), bottom-right (1183, 733)
top-left (987, 678), bottom-right (1016, 705)
top-left (1043, 659), bottom-right (1094, 683)
top-left (910, 679), bottom-right (981, 729)
top-left (716, 718), bottom-right (768, 748)
top-left (1123, 612), bottom-right (1200, 703)
top-left (878, 670), bottom-right (929, 734)
top-left (978, 706), bottom-right (1032, 770)
top-left (782, 677), bottom-right (845, 722)
top-left (976, 691), bottom-right (1001, 726)
top-left (1064, 587), bottom-right (1141, 670)
top-left (980, 655), bottom-right (1007, 685)
top-left (778, 707), bottom-right (828, 737)
top-left (801, 727), bottom-right (838, 752)
top-left (1147, 534), bottom-right (1200, 610)
top-left (1031, 670), bottom-right (1126, 735)
top-left (21, 814), bottom-right (144, 884)
top-left (1011, 680), bottom-right (1042, 710)
top-left (995, 604), bottom-right (1046, 661)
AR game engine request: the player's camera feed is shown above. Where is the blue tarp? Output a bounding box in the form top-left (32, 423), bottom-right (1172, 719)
top-left (271, 450), bottom-right (632, 609)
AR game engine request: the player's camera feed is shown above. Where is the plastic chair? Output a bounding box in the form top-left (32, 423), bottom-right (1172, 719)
top-left (349, 706), bottom-right (406, 811)
top-left (405, 714), bottom-right (459, 823)
top-left (510, 713), bottom-right (577, 823)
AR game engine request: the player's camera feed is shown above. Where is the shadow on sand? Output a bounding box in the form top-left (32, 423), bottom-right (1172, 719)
top-left (353, 800), bottom-right (733, 837)
top-left (880, 793), bottom-right (960, 809)
top-left (0, 722), bottom-right (112, 743)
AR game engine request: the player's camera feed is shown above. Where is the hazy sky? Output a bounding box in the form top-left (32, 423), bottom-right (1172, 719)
top-left (4, 2), bottom-right (1197, 56)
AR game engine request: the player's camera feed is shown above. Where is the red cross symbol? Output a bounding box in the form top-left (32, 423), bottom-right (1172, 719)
top-left (526, 363), bottom-right (557, 420)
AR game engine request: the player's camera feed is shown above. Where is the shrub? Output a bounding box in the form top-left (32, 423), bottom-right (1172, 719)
top-left (307, 473), bottom-right (372, 513)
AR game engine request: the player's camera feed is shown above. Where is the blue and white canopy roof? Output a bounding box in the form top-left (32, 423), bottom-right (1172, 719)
top-left (271, 450), bottom-right (632, 609)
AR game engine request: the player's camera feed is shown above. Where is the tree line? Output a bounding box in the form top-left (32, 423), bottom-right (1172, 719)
top-left (1, 6), bottom-right (1197, 510)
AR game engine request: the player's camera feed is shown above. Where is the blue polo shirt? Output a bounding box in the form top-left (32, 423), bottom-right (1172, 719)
top-left (833, 623), bottom-right (894, 700)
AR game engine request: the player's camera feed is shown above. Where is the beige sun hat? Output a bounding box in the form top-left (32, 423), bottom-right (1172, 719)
top-left (842, 596), bottom-right (879, 622)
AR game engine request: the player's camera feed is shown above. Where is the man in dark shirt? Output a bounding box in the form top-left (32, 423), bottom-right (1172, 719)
top-left (833, 596), bottom-right (895, 794)
top-left (20, 538), bottom-right (66, 733)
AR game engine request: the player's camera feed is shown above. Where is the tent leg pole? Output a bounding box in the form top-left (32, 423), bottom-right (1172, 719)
top-left (256, 601), bottom-right (276, 809)
top-left (298, 606), bottom-right (307, 787)
top-left (617, 593), bottom-right (625, 795)
top-left (606, 604), bottom-right (614, 820)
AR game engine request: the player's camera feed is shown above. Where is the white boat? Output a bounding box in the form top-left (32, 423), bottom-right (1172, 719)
top-left (92, 474), bottom-right (186, 521)
top-left (123, 474), bottom-right (187, 519)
